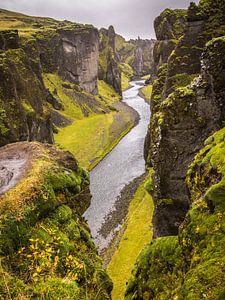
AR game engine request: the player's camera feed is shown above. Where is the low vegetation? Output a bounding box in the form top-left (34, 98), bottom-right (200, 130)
top-left (107, 174), bottom-right (154, 299)
top-left (139, 84), bottom-right (153, 102)
top-left (0, 142), bottom-right (112, 299)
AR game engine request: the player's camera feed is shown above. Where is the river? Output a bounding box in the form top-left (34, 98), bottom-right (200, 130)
top-left (84, 81), bottom-right (150, 251)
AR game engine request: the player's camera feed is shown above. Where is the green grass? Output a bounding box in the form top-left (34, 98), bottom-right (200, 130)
top-left (141, 74), bottom-right (151, 80)
top-left (97, 80), bottom-right (121, 104)
top-left (121, 73), bottom-right (131, 91)
top-left (0, 8), bottom-right (93, 37)
top-left (139, 84), bottom-right (153, 102)
top-left (120, 63), bottom-right (134, 91)
top-left (55, 114), bottom-right (114, 170)
top-left (52, 77), bottom-right (134, 170)
top-left (43, 73), bottom-right (84, 120)
top-left (107, 176), bottom-right (153, 299)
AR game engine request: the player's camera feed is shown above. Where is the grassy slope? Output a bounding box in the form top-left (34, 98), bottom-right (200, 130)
top-left (0, 8), bottom-right (92, 36)
top-left (55, 114), bottom-right (114, 170)
top-left (0, 10), bottom-right (136, 171)
top-left (139, 84), bottom-right (153, 102)
top-left (44, 75), bottom-right (135, 170)
top-left (107, 176), bottom-right (153, 299)
top-left (120, 63), bottom-right (134, 91)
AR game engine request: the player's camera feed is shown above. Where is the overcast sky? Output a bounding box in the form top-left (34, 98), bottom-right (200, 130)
top-left (0, 0), bottom-right (199, 39)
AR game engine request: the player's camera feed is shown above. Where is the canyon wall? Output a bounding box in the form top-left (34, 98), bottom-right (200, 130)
top-left (0, 29), bottom-right (54, 146)
top-left (36, 26), bottom-right (99, 95)
top-left (145, 1), bottom-right (225, 237)
top-left (116, 35), bottom-right (156, 78)
top-left (98, 26), bottom-right (122, 95)
top-left (126, 0), bottom-right (225, 298)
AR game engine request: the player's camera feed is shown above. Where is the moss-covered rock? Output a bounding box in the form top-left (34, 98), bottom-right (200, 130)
top-left (115, 34), bottom-right (156, 79)
top-left (0, 142), bottom-right (112, 299)
top-left (125, 236), bottom-right (182, 299)
top-left (126, 128), bottom-right (225, 300)
top-left (0, 31), bottom-right (54, 146)
top-left (152, 8), bottom-right (187, 76)
top-left (98, 26), bottom-right (122, 95)
top-left (145, 0), bottom-right (225, 237)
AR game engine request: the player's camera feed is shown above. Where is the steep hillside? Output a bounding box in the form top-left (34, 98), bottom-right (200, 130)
top-left (0, 29), bottom-right (54, 146)
top-left (126, 0), bottom-right (225, 298)
top-left (0, 142), bottom-right (112, 299)
top-left (0, 9), bottom-right (137, 170)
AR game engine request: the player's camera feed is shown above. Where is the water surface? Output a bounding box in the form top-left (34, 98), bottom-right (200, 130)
top-left (84, 81), bottom-right (150, 250)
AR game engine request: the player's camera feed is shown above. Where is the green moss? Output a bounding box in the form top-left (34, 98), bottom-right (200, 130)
top-left (169, 73), bottom-right (198, 90)
top-left (119, 63), bottom-right (134, 91)
top-left (21, 100), bottom-right (35, 115)
top-left (154, 8), bottom-right (187, 40)
top-left (33, 277), bottom-right (80, 299)
top-left (151, 63), bottom-right (168, 112)
top-left (126, 236), bottom-right (182, 299)
top-left (52, 205), bottom-right (73, 223)
top-left (0, 143), bottom-right (112, 299)
top-left (144, 168), bottom-right (155, 194)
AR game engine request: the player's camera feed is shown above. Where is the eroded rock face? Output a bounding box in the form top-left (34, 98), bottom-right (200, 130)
top-left (0, 19), bottom-right (102, 146)
top-left (98, 26), bottom-right (122, 95)
top-left (58, 28), bottom-right (99, 95)
top-left (0, 29), bottom-right (20, 50)
top-left (130, 38), bottom-right (156, 77)
top-left (145, 1), bottom-right (225, 237)
top-left (126, 2), bottom-right (225, 299)
top-left (0, 30), bottom-right (54, 146)
top-left (152, 9), bottom-right (187, 77)
top-left (36, 27), bottom-right (99, 95)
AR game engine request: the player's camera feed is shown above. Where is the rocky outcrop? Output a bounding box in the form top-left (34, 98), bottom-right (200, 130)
top-left (0, 10), bottom-right (103, 147)
top-left (98, 26), bottom-right (122, 95)
top-left (129, 38), bottom-right (156, 77)
top-left (116, 35), bottom-right (156, 78)
top-left (152, 9), bottom-right (187, 78)
top-left (126, 0), bottom-right (225, 298)
top-left (126, 116), bottom-right (225, 300)
top-left (36, 27), bottom-right (99, 95)
top-left (0, 30), bottom-right (54, 146)
top-left (0, 142), bottom-right (112, 299)
top-left (145, 1), bottom-right (225, 237)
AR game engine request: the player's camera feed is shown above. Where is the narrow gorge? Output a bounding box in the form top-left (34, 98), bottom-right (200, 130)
top-left (1, 0), bottom-right (225, 299)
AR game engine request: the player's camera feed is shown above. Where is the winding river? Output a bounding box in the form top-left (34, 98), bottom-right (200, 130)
top-left (84, 81), bottom-right (150, 251)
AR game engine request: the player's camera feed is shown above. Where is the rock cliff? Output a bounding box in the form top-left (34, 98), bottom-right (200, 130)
top-left (116, 35), bottom-right (156, 78)
top-left (126, 0), bottom-right (225, 298)
top-left (145, 0), bottom-right (225, 237)
top-left (0, 9), bottom-right (119, 148)
top-left (36, 26), bottom-right (99, 95)
top-left (0, 29), bottom-right (54, 146)
top-left (98, 26), bottom-right (122, 95)
top-left (152, 8), bottom-right (187, 78)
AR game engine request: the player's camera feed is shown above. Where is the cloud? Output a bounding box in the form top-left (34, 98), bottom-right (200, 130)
top-left (0, 0), bottom-right (199, 39)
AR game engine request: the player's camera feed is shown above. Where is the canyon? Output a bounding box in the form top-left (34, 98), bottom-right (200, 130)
top-left (1, 0), bottom-right (225, 299)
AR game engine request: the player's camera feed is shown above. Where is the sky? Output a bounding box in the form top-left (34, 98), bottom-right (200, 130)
top-left (0, 0), bottom-right (199, 40)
